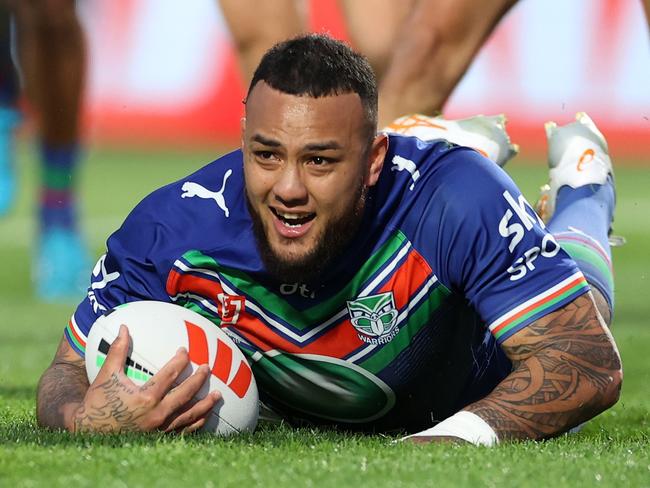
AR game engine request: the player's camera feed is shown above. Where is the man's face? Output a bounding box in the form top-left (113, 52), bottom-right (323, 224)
top-left (242, 82), bottom-right (386, 281)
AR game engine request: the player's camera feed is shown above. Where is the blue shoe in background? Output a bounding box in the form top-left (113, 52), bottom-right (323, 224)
top-left (35, 227), bottom-right (91, 302)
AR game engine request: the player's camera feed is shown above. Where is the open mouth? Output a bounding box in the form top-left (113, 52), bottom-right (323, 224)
top-left (270, 208), bottom-right (316, 228)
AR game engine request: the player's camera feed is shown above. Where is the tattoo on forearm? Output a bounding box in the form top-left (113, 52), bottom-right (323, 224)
top-left (465, 294), bottom-right (622, 440)
top-left (73, 373), bottom-right (149, 433)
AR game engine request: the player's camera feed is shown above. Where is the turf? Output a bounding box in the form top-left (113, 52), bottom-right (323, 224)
top-left (1, 145), bottom-right (649, 487)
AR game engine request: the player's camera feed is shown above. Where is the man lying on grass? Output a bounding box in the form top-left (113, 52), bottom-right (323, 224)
top-left (37, 34), bottom-right (622, 445)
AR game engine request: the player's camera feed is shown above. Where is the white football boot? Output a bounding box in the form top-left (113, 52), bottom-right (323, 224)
top-left (535, 112), bottom-right (625, 246)
top-left (383, 113), bottom-right (519, 167)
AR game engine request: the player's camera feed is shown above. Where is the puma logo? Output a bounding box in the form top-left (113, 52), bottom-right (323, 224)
top-left (91, 254), bottom-right (120, 290)
top-left (391, 155), bottom-right (420, 190)
top-left (181, 169), bottom-right (233, 217)
top-left (89, 254), bottom-right (121, 312)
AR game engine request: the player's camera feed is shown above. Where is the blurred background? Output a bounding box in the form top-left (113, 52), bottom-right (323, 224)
top-left (0, 0), bottom-right (647, 306)
top-left (0, 2), bottom-right (649, 472)
top-left (0, 0), bottom-right (647, 303)
top-left (76, 0), bottom-right (649, 159)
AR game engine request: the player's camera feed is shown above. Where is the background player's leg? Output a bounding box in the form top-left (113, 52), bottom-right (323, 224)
top-left (338, 0), bottom-right (414, 81)
top-left (219, 0), bottom-right (307, 85)
top-left (548, 184), bottom-right (615, 325)
top-left (12, 0), bottom-right (89, 301)
top-left (544, 113), bottom-right (616, 326)
top-left (376, 0), bottom-right (517, 127)
top-left (0, 5), bottom-right (20, 216)
top-left (382, 113), bottom-right (518, 167)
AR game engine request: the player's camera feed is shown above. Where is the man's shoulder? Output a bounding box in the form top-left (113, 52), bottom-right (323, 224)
top-left (374, 134), bottom-right (527, 268)
top-left (112, 149), bottom-right (248, 253)
top-left (177, 149), bottom-right (244, 188)
top-left (385, 133), bottom-right (457, 170)
top-left (380, 134), bottom-right (509, 217)
top-left (135, 149), bottom-right (245, 222)
top-left (384, 133), bottom-right (501, 191)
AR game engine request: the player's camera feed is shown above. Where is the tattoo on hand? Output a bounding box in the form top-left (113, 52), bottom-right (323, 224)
top-left (73, 373), bottom-right (149, 433)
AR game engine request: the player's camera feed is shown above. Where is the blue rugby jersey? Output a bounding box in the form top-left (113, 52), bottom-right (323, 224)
top-left (65, 135), bottom-right (588, 433)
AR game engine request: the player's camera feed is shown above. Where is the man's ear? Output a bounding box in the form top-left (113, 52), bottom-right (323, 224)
top-left (240, 117), bottom-right (247, 150)
top-left (365, 133), bottom-right (389, 187)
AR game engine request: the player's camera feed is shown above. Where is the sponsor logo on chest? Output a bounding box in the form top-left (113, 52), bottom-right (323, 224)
top-left (216, 293), bottom-right (245, 325)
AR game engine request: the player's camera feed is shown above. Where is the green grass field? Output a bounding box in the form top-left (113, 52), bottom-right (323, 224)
top-left (1, 145), bottom-right (649, 487)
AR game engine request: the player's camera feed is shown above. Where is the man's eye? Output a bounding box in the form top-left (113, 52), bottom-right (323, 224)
top-left (310, 156), bottom-right (328, 165)
top-left (254, 151), bottom-right (278, 162)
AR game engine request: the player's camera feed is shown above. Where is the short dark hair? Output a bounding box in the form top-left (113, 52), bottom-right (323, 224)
top-left (247, 34), bottom-right (378, 139)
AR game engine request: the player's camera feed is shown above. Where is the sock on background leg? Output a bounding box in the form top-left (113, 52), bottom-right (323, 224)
top-left (39, 143), bottom-right (79, 231)
top-left (547, 179), bottom-right (616, 312)
top-left (35, 141), bottom-right (90, 302)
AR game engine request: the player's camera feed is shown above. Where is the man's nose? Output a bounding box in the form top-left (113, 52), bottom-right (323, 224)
top-left (272, 164), bottom-right (308, 205)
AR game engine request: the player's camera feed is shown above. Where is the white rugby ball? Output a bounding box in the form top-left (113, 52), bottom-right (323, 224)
top-left (85, 300), bottom-right (258, 435)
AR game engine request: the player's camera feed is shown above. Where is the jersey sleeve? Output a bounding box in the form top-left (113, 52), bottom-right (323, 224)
top-left (433, 149), bottom-right (589, 344)
top-left (65, 201), bottom-right (173, 357)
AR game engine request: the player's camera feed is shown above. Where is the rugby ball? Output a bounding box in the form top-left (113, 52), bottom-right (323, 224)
top-left (85, 300), bottom-right (258, 435)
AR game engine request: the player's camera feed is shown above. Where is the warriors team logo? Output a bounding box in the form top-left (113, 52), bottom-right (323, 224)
top-left (346, 292), bottom-right (399, 344)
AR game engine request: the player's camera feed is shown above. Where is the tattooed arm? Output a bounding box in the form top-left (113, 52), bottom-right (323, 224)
top-left (37, 325), bottom-right (221, 433)
top-left (36, 336), bottom-right (90, 431)
top-left (462, 292), bottom-right (622, 440)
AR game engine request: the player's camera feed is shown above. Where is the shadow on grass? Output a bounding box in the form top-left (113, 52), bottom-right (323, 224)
top-left (0, 384), bottom-right (36, 402)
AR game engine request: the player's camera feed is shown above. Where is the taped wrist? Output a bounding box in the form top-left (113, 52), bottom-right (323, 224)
top-left (402, 411), bottom-right (499, 446)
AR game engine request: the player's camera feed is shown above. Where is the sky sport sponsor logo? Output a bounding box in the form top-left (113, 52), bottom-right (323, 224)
top-left (347, 292), bottom-right (399, 345)
top-left (498, 190), bottom-right (560, 281)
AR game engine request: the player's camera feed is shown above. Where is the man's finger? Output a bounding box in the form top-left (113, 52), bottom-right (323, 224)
top-left (157, 364), bottom-right (213, 415)
top-left (139, 347), bottom-right (193, 402)
top-left (178, 416), bottom-right (208, 434)
top-left (164, 391), bottom-right (220, 433)
top-left (97, 324), bottom-right (130, 378)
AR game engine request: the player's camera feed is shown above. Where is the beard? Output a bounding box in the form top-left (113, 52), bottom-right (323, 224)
top-left (248, 186), bottom-right (367, 284)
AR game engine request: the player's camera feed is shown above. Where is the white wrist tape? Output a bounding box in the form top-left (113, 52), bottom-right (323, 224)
top-left (403, 411), bottom-right (499, 446)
